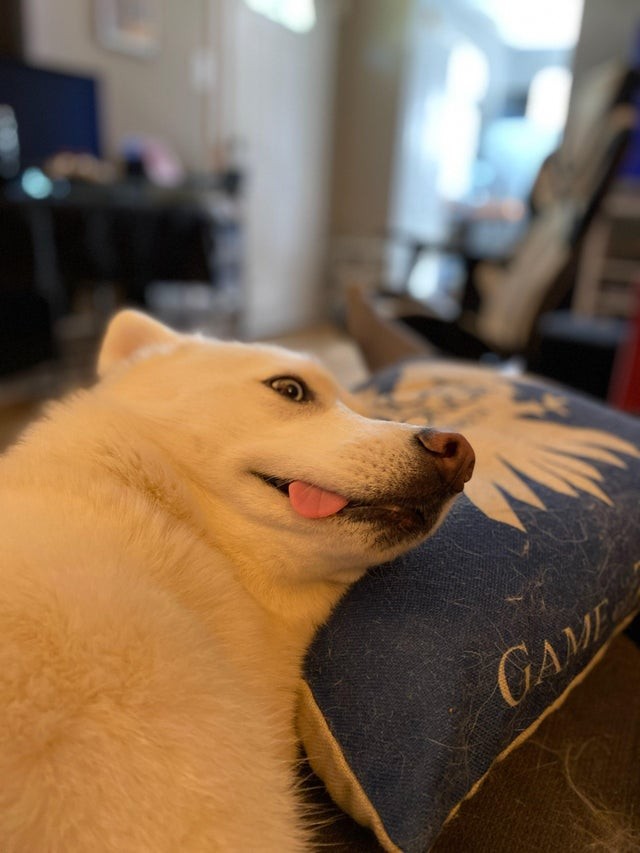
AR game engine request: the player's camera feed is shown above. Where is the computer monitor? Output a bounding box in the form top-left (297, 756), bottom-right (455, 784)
top-left (0, 58), bottom-right (101, 170)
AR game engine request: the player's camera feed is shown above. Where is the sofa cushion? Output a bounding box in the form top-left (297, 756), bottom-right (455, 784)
top-left (300, 361), bottom-right (640, 853)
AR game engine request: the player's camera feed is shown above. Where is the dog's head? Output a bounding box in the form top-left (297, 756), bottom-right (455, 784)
top-left (97, 311), bottom-right (474, 614)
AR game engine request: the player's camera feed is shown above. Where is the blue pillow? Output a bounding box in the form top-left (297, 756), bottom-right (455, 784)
top-left (300, 361), bottom-right (640, 853)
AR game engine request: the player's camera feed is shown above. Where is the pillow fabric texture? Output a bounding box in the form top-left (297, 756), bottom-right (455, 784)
top-left (300, 360), bottom-right (640, 853)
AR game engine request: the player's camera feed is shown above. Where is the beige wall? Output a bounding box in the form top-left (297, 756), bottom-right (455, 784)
top-left (228, 0), bottom-right (340, 336)
top-left (22, 0), bottom-right (340, 337)
top-left (23, 0), bottom-right (211, 169)
top-left (571, 0), bottom-right (639, 85)
top-left (330, 0), bottom-right (410, 236)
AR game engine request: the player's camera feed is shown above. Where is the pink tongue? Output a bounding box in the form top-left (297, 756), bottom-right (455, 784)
top-left (288, 481), bottom-right (349, 519)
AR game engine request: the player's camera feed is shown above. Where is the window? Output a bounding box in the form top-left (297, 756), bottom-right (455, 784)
top-left (244, 0), bottom-right (316, 33)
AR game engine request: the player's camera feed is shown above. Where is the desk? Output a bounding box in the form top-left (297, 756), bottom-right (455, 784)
top-left (0, 176), bottom-right (243, 374)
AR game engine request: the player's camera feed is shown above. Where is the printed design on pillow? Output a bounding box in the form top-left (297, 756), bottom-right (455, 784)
top-left (304, 362), bottom-right (640, 853)
top-left (356, 362), bottom-right (639, 531)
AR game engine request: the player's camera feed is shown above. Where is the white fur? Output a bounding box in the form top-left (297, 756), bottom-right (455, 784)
top-left (0, 311), bottom-right (464, 851)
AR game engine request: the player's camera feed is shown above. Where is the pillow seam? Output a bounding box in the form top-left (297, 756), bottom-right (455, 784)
top-left (298, 679), bottom-right (402, 853)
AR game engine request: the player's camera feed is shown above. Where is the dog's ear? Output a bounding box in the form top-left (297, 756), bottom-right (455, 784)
top-left (97, 310), bottom-right (179, 376)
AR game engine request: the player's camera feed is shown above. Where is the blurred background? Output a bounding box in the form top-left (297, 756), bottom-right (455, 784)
top-left (1, 0), bottom-right (640, 420)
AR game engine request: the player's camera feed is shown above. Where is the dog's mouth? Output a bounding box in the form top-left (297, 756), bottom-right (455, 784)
top-left (253, 473), bottom-right (440, 534)
top-left (254, 474), bottom-right (350, 519)
top-left (252, 431), bottom-right (473, 547)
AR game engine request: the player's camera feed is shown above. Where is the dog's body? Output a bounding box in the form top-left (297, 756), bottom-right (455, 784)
top-left (0, 312), bottom-right (473, 851)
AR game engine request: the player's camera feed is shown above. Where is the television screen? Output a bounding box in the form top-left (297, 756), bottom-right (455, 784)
top-left (0, 58), bottom-right (101, 170)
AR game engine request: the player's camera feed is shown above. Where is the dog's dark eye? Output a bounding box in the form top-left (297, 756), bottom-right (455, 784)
top-left (268, 376), bottom-right (309, 402)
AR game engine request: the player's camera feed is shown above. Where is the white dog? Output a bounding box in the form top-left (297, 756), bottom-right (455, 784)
top-left (0, 311), bottom-right (474, 852)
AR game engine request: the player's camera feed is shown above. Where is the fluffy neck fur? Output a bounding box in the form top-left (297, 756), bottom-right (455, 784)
top-left (1, 389), bottom-right (348, 657)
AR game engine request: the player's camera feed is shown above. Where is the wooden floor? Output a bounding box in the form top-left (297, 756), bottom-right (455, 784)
top-left (263, 322), bottom-right (368, 387)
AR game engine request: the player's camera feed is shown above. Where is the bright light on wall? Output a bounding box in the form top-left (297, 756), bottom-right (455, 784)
top-left (476, 0), bottom-right (584, 50)
top-left (446, 41), bottom-right (489, 104)
top-left (244, 0), bottom-right (316, 33)
top-left (435, 42), bottom-right (489, 201)
top-left (526, 66), bottom-right (573, 133)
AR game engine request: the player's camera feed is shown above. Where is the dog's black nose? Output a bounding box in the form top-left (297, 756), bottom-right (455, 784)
top-left (416, 429), bottom-right (475, 492)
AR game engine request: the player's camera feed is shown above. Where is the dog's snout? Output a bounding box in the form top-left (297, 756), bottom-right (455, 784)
top-left (416, 429), bottom-right (475, 492)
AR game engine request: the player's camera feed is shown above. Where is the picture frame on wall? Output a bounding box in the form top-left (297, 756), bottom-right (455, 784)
top-left (94, 0), bottom-right (162, 59)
